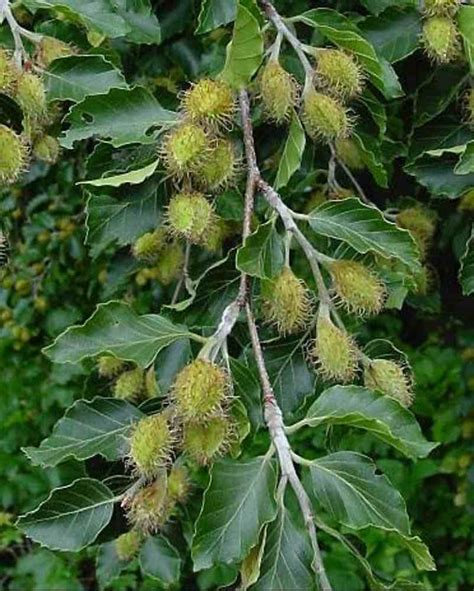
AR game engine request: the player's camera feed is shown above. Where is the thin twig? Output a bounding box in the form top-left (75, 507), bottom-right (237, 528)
top-left (329, 142), bottom-right (372, 206)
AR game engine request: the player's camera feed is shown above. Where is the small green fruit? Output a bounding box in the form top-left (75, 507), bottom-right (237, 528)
top-left (182, 416), bottom-right (234, 465)
top-left (115, 531), bottom-right (142, 561)
top-left (97, 355), bottom-right (125, 378)
top-left (167, 464), bottom-right (190, 503)
top-left (132, 228), bottom-right (167, 262)
top-left (259, 61), bottom-right (298, 124)
top-left (423, 0), bottom-right (460, 16)
top-left (194, 139), bottom-right (239, 190)
top-left (316, 49), bottom-right (363, 99)
top-left (262, 267), bottom-right (312, 335)
top-left (152, 241), bottom-right (185, 285)
top-left (302, 89), bottom-right (351, 141)
top-left (396, 206), bottom-right (436, 258)
top-left (0, 49), bottom-right (17, 92)
top-left (167, 192), bottom-right (214, 244)
top-left (330, 260), bottom-right (386, 316)
top-left (15, 72), bottom-right (47, 119)
top-left (127, 474), bottom-right (170, 533)
top-left (181, 78), bottom-right (234, 127)
top-left (422, 16), bottom-right (460, 63)
top-left (171, 359), bottom-right (230, 422)
top-left (0, 125), bottom-right (28, 185)
top-left (335, 137), bottom-right (364, 170)
top-left (161, 122), bottom-right (210, 176)
top-left (114, 368), bottom-right (145, 400)
top-left (129, 414), bottom-right (174, 478)
top-left (364, 359), bottom-right (414, 407)
top-left (303, 188), bottom-right (328, 213)
top-left (32, 135), bottom-right (60, 164)
top-left (311, 305), bottom-right (358, 383)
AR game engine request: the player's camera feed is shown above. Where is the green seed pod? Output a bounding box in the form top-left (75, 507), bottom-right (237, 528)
top-left (115, 531), bottom-right (142, 561)
top-left (182, 416), bottom-right (234, 465)
top-left (303, 188), bottom-right (328, 213)
top-left (114, 368), bottom-right (145, 401)
top-left (202, 218), bottom-right (231, 253)
top-left (15, 72), bottom-right (47, 119)
top-left (396, 206), bottom-right (436, 258)
top-left (302, 89), bottom-right (351, 141)
top-left (129, 414), bottom-right (174, 478)
top-left (167, 464), bottom-right (190, 503)
top-left (97, 355), bottom-right (125, 378)
top-left (259, 60), bottom-right (299, 124)
top-left (0, 125), bottom-right (28, 185)
top-left (335, 137), bottom-right (365, 170)
top-left (0, 49), bottom-right (17, 92)
top-left (364, 359), bottom-right (414, 407)
top-left (171, 359), bottom-right (230, 422)
top-left (181, 78), bottom-right (235, 127)
top-left (32, 135), bottom-right (60, 164)
top-left (152, 241), bottom-right (185, 285)
top-left (35, 36), bottom-right (74, 67)
top-left (194, 139), bottom-right (239, 190)
top-left (132, 228), bottom-right (167, 262)
top-left (167, 192), bottom-right (214, 244)
top-left (127, 474), bottom-right (170, 533)
top-left (161, 122), bottom-right (211, 176)
top-left (330, 260), bottom-right (386, 316)
top-left (261, 267), bottom-right (312, 335)
top-left (311, 306), bottom-right (358, 383)
top-left (423, 0), bottom-right (460, 16)
top-left (316, 49), bottom-right (363, 99)
top-left (422, 16), bottom-right (460, 63)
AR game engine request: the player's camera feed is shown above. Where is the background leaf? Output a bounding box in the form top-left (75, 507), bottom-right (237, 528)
top-left (236, 219), bottom-right (284, 279)
top-left (196, 0), bottom-right (237, 34)
top-left (274, 113), bottom-right (306, 190)
top-left (139, 536), bottom-right (182, 586)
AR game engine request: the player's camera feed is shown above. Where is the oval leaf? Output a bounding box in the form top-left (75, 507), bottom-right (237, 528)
top-left (274, 112), bottom-right (306, 190)
top-left (236, 219), bottom-right (284, 279)
top-left (139, 535), bottom-right (182, 587)
top-left (80, 158), bottom-right (159, 187)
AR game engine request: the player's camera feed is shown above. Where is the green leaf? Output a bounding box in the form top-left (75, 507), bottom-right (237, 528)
top-left (392, 532), bottom-right (436, 571)
top-left (297, 9), bottom-right (402, 99)
top-left (405, 158), bottom-right (474, 199)
top-left (455, 142), bottom-right (474, 175)
top-left (18, 478), bottom-right (115, 551)
top-left (308, 198), bottom-right (420, 272)
top-left (44, 301), bottom-right (194, 367)
top-left (230, 358), bottom-right (263, 430)
top-left (196, 0), bottom-right (237, 34)
top-left (61, 86), bottom-right (176, 149)
top-left (80, 158), bottom-right (159, 187)
top-left (113, 0), bottom-right (161, 45)
top-left (414, 66), bottom-right (468, 128)
top-left (44, 55), bottom-right (128, 103)
top-left (274, 112), bottom-right (306, 190)
top-left (192, 456), bottom-right (278, 571)
top-left (408, 120), bottom-right (472, 164)
top-left (252, 502), bottom-right (316, 591)
top-left (457, 6), bottom-right (474, 73)
top-left (23, 397), bottom-right (144, 467)
top-left (360, 8), bottom-right (421, 64)
top-left (85, 186), bottom-right (162, 257)
top-left (302, 385), bottom-right (436, 459)
top-left (221, 3), bottom-right (263, 89)
top-left (353, 131), bottom-right (388, 187)
top-left (459, 228), bottom-right (474, 295)
top-left (304, 451), bottom-right (410, 534)
top-left (359, 0), bottom-right (414, 16)
top-left (139, 536), bottom-right (182, 587)
top-left (30, 0), bottom-right (130, 38)
top-left (239, 528), bottom-right (267, 590)
top-left (236, 219), bottom-right (284, 279)
top-left (96, 542), bottom-right (126, 589)
top-left (358, 89), bottom-right (387, 136)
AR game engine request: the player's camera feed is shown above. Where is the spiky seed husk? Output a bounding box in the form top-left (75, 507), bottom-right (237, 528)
top-left (132, 228), bottom-right (167, 262)
top-left (261, 267), bottom-right (312, 335)
top-left (396, 206), bottom-right (436, 258)
top-left (129, 414), bottom-right (174, 478)
top-left (35, 37), bottom-right (74, 67)
top-left (202, 218), bottom-right (231, 253)
top-left (0, 49), bottom-right (17, 92)
top-left (303, 189), bottom-right (328, 213)
top-left (97, 355), bottom-right (125, 378)
top-left (423, 0), bottom-right (460, 16)
top-left (330, 260), bottom-right (386, 316)
top-left (152, 241), bottom-right (185, 285)
top-left (167, 192), bottom-right (214, 244)
top-left (302, 89), bottom-right (351, 141)
top-left (127, 473), bottom-right (171, 533)
top-left (194, 139), bottom-right (239, 190)
top-left (171, 359), bottom-right (230, 422)
top-left (167, 464), bottom-right (190, 503)
top-left (181, 79), bottom-right (235, 127)
top-left (15, 72), bottom-right (47, 119)
top-left (422, 16), bottom-right (460, 63)
top-left (161, 122), bottom-right (210, 176)
top-left (114, 368), bottom-right (145, 400)
top-left (259, 61), bottom-right (299, 124)
top-left (115, 531), bottom-right (142, 561)
top-left (364, 359), bottom-right (414, 407)
top-left (182, 416), bottom-right (234, 465)
top-left (316, 49), bottom-right (363, 99)
top-left (145, 366), bottom-right (159, 398)
top-left (0, 125), bottom-right (28, 185)
top-left (311, 306), bottom-right (358, 383)
top-left (32, 135), bottom-right (60, 164)
top-left (335, 137), bottom-right (365, 170)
